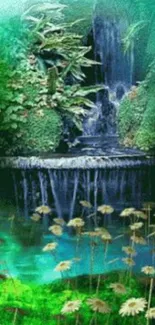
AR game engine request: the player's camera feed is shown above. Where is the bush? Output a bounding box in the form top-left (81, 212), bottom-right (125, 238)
top-left (118, 81), bottom-right (155, 151)
top-left (16, 109), bottom-right (62, 155)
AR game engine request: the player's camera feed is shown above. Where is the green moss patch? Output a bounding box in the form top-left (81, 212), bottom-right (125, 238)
top-left (16, 109), bottom-right (62, 155)
top-left (118, 83), bottom-right (155, 151)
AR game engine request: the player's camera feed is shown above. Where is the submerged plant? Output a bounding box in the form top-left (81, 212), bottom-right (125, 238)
top-left (30, 213), bottom-right (41, 222)
top-left (42, 242), bottom-right (58, 252)
top-left (53, 218), bottom-right (66, 226)
top-left (132, 210), bottom-right (148, 220)
top-left (130, 235), bottom-right (146, 245)
top-left (141, 266), bottom-right (155, 276)
top-left (130, 222), bottom-right (144, 231)
top-left (35, 205), bottom-right (51, 214)
top-left (49, 225), bottom-right (63, 236)
top-left (54, 260), bottom-right (72, 272)
top-left (122, 246), bottom-right (137, 256)
top-left (67, 218), bottom-right (85, 229)
top-left (80, 201), bottom-right (92, 209)
top-left (97, 205), bottom-right (114, 214)
top-left (122, 257), bottom-right (135, 267)
top-left (120, 208), bottom-right (135, 217)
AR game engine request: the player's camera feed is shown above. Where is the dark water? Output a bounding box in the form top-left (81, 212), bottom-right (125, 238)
top-left (0, 165), bottom-right (154, 223)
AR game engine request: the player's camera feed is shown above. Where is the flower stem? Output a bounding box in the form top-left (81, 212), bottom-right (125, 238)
top-left (75, 312), bottom-right (80, 325)
top-left (89, 311), bottom-right (97, 325)
top-left (146, 277), bottom-right (154, 325)
top-left (89, 241), bottom-right (95, 293)
top-left (12, 308), bottom-right (18, 325)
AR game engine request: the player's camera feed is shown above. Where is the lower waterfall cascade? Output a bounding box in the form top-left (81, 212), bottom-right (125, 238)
top-left (0, 160), bottom-right (154, 226)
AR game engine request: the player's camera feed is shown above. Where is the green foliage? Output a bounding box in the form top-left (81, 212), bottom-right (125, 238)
top-left (0, 16), bottom-right (28, 65)
top-left (118, 70), bottom-right (155, 151)
top-left (15, 108), bottom-right (62, 155)
top-left (0, 58), bottom-right (12, 104)
top-left (0, 16), bottom-right (28, 132)
top-left (0, 2), bottom-right (102, 154)
top-left (61, 0), bottom-right (94, 36)
top-left (0, 272), bottom-right (150, 325)
top-left (22, 2), bottom-right (103, 131)
top-left (0, 16), bottom-right (29, 134)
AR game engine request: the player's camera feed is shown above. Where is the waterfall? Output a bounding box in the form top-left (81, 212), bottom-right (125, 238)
top-left (21, 170), bottom-right (29, 219)
top-left (0, 164), bottom-right (152, 226)
top-left (93, 18), bottom-right (134, 88)
top-left (38, 171), bottom-right (49, 228)
top-left (83, 7), bottom-right (134, 139)
top-left (48, 169), bottom-right (63, 219)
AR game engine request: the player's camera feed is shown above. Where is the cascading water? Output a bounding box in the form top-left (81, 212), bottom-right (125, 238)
top-left (0, 161), bottom-right (154, 226)
top-left (81, 7), bottom-right (134, 149)
top-left (93, 18), bottom-right (134, 88)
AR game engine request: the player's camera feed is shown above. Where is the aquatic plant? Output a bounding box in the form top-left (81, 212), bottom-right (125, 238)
top-left (30, 213), bottom-right (41, 222)
top-left (49, 225), bottom-right (63, 236)
top-left (67, 218), bottom-right (85, 228)
top-left (42, 242), bottom-right (58, 252)
top-left (122, 246), bottom-right (137, 257)
top-left (53, 218), bottom-right (66, 226)
top-left (35, 205), bottom-right (51, 214)
top-left (54, 260), bottom-right (72, 272)
top-left (97, 205), bottom-right (114, 214)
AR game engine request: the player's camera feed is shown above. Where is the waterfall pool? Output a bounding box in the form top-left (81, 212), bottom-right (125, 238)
top-left (0, 223), bottom-right (154, 284)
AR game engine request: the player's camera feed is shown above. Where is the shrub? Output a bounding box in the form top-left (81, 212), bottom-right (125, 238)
top-left (16, 108), bottom-right (62, 155)
top-left (118, 79), bottom-right (155, 151)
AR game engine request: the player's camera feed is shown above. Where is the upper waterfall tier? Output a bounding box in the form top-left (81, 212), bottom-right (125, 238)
top-left (93, 17), bottom-right (134, 88)
top-left (81, 14), bottom-right (134, 140)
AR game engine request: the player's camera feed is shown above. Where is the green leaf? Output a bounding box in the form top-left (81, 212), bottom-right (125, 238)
top-left (11, 123), bottom-right (18, 129)
top-left (22, 3), bottom-right (67, 18)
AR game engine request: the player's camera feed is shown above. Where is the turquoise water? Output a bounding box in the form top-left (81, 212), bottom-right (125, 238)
top-left (0, 224), bottom-right (154, 284)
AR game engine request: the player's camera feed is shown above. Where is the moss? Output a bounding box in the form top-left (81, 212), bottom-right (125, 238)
top-left (16, 109), bottom-right (63, 155)
top-left (118, 83), bottom-right (155, 151)
top-left (135, 94), bottom-right (155, 150)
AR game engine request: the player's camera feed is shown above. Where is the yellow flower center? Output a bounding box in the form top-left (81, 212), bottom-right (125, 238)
top-left (128, 302), bottom-right (136, 308)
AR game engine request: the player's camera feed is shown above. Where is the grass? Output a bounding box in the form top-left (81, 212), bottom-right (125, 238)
top-left (0, 272), bottom-right (153, 325)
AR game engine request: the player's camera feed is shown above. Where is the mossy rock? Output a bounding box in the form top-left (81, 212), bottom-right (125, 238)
top-left (17, 109), bottom-right (62, 155)
top-left (118, 84), bottom-right (155, 151)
